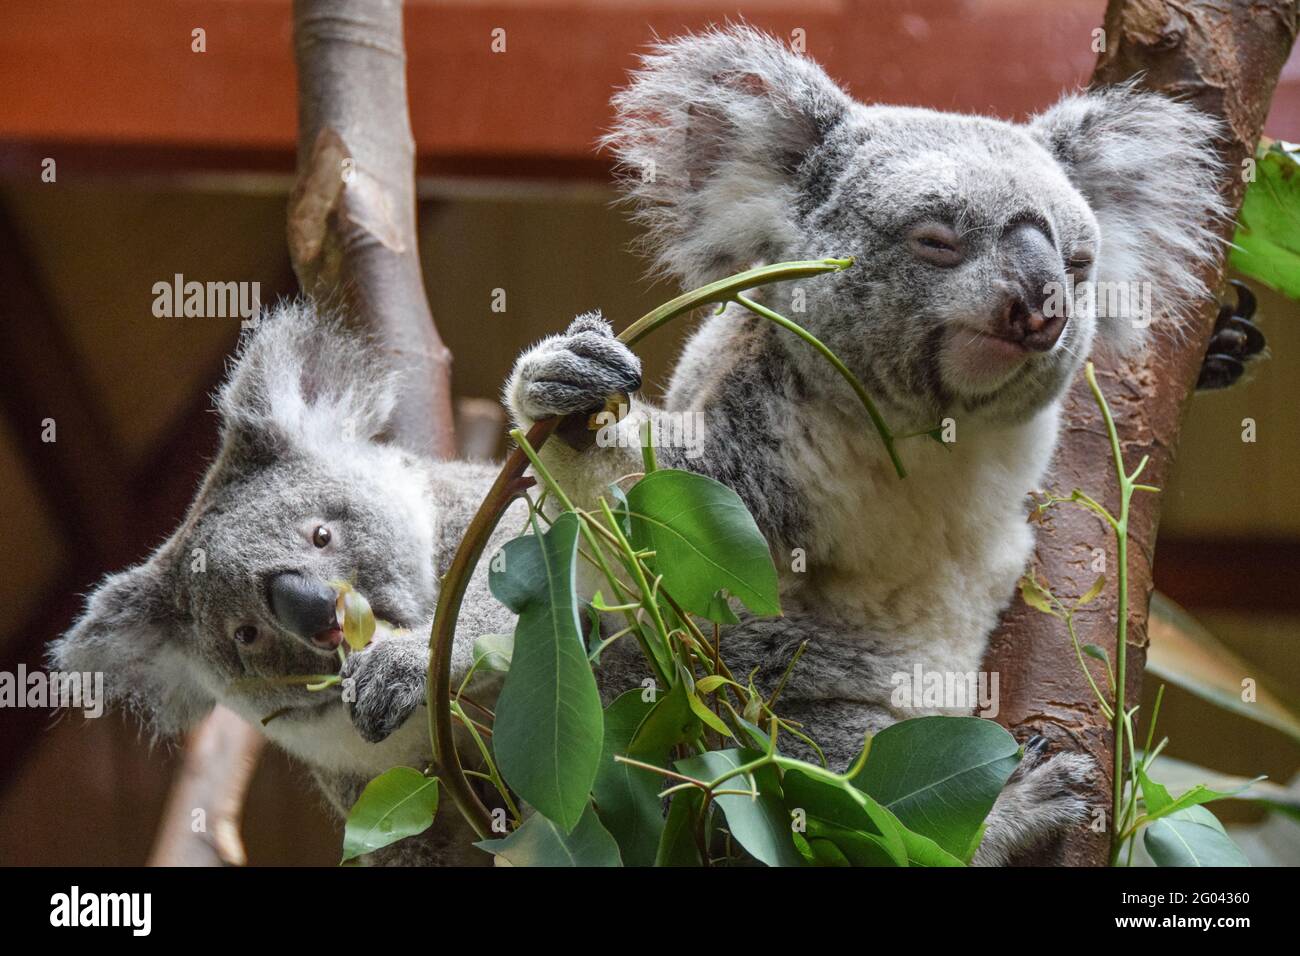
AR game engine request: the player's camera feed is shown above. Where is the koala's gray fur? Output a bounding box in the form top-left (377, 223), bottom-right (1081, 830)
top-left (51, 302), bottom-right (523, 865)
top-left (507, 28), bottom-right (1225, 864)
top-left (51, 27), bottom-right (1225, 868)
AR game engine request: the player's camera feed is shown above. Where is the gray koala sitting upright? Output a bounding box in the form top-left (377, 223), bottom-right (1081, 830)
top-left (506, 28), bottom-right (1225, 864)
top-left (51, 303), bottom-right (523, 865)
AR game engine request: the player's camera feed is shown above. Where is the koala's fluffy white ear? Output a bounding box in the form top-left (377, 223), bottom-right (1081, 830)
top-left (604, 26), bottom-right (852, 286)
top-left (217, 301), bottom-right (398, 459)
top-left (49, 557), bottom-right (212, 737)
top-left (1029, 85), bottom-right (1226, 354)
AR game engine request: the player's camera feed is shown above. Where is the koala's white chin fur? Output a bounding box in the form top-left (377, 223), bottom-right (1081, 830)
top-left (253, 700), bottom-right (432, 779)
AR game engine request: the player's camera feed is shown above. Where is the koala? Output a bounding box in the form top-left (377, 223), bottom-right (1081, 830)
top-left (506, 28), bottom-right (1225, 864)
top-left (50, 303), bottom-right (523, 865)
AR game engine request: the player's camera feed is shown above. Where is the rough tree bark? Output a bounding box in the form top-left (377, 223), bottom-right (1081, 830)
top-left (149, 0), bottom-right (453, 866)
top-left (983, 0), bottom-right (1298, 866)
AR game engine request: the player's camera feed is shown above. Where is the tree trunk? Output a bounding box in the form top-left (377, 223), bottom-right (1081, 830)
top-left (983, 0), bottom-right (1299, 866)
top-left (149, 0), bottom-right (455, 866)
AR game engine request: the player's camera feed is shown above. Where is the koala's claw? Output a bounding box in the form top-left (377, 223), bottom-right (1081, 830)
top-left (339, 639), bottom-right (427, 744)
top-left (510, 312), bottom-right (642, 423)
top-left (1198, 280), bottom-right (1266, 391)
top-left (973, 743), bottom-right (1097, 865)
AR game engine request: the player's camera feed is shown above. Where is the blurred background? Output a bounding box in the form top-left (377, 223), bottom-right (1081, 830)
top-left (0, 0), bottom-right (1296, 865)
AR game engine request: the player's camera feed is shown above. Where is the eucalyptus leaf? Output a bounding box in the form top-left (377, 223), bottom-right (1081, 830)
top-left (1077, 574), bottom-right (1106, 607)
top-left (656, 789), bottom-right (705, 867)
top-left (476, 804), bottom-right (622, 867)
top-left (1143, 805), bottom-right (1249, 867)
top-left (592, 691), bottom-right (666, 867)
top-left (783, 768), bottom-right (908, 867)
top-left (624, 469), bottom-right (780, 621)
top-left (630, 678), bottom-right (699, 754)
top-left (1137, 766), bottom-right (1257, 824)
top-left (1018, 575), bottom-right (1058, 617)
top-left (851, 715), bottom-right (1019, 859)
top-left (489, 513), bottom-right (604, 833)
top-left (676, 749), bottom-right (804, 867)
top-left (341, 768), bottom-right (438, 863)
top-left (472, 632), bottom-right (514, 673)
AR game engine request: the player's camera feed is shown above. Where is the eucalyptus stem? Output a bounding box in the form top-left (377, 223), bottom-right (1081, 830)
top-left (1085, 361), bottom-right (1138, 867)
top-left (734, 291), bottom-right (909, 479)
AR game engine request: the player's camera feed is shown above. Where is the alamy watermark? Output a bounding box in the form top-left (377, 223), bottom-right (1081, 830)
top-left (595, 404), bottom-right (706, 460)
top-left (152, 274), bottom-right (261, 327)
top-left (1042, 276), bottom-right (1155, 330)
top-left (0, 665), bottom-right (104, 718)
top-left (891, 665), bottom-right (999, 718)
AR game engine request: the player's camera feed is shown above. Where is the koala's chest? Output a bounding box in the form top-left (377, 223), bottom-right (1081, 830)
top-left (780, 416), bottom-right (1054, 660)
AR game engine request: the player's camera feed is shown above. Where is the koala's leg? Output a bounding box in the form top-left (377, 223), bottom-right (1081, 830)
top-left (505, 313), bottom-right (810, 549)
top-left (970, 735), bottom-right (1095, 866)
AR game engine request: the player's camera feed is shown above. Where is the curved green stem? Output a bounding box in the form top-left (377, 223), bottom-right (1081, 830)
top-left (733, 292), bottom-right (907, 479)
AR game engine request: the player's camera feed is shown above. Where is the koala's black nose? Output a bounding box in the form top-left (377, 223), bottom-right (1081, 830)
top-left (266, 572), bottom-right (340, 649)
top-left (996, 294), bottom-right (1066, 352)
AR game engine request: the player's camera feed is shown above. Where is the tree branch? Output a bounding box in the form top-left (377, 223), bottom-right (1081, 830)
top-left (983, 0), bottom-right (1298, 866)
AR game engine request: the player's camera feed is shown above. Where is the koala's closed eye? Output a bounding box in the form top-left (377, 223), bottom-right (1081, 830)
top-left (1065, 247), bottom-right (1096, 276)
top-left (906, 222), bottom-right (965, 267)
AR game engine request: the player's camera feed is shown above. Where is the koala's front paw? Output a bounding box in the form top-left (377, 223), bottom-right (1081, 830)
top-left (507, 312), bottom-right (642, 424)
top-left (340, 638), bottom-right (427, 744)
top-left (972, 735), bottom-right (1097, 866)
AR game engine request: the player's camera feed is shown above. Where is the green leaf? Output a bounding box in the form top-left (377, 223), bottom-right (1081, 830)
top-left (1018, 575), bottom-right (1058, 617)
top-left (624, 469), bottom-right (780, 621)
top-left (605, 483), bottom-right (632, 537)
top-left (851, 715), bottom-right (1019, 859)
top-left (706, 590), bottom-right (741, 625)
top-left (1229, 138), bottom-right (1300, 300)
top-left (1140, 754), bottom-right (1296, 820)
top-left (783, 768), bottom-right (908, 867)
top-left (1143, 805), bottom-right (1250, 867)
top-left (339, 589), bottom-right (376, 651)
top-left (1083, 644), bottom-right (1110, 667)
top-left (806, 837), bottom-right (852, 867)
top-left (687, 691), bottom-right (734, 739)
top-left (592, 691), bottom-right (666, 867)
top-left (1137, 766), bottom-right (1257, 824)
top-left (476, 804), bottom-right (622, 866)
top-left (676, 749), bottom-right (804, 867)
top-left (655, 789), bottom-right (705, 867)
top-left (489, 513), bottom-right (604, 833)
top-left (472, 632), bottom-right (514, 673)
top-left (1148, 592), bottom-right (1300, 746)
top-left (630, 678), bottom-right (699, 754)
top-left (695, 675), bottom-right (730, 695)
top-left (341, 768), bottom-right (439, 863)
top-left (1077, 574), bottom-right (1106, 607)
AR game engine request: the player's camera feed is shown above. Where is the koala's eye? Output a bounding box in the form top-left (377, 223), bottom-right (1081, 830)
top-left (1066, 248), bottom-right (1096, 275)
top-left (907, 223), bottom-right (965, 267)
top-left (312, 525), bottom-right (333, 548)
top-left (234, 625), bottom-right (259, 646)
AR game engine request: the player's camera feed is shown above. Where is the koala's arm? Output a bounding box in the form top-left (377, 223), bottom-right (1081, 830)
top-left (341, 468), bottom-right (520, 745)
top-left (506, 312), bottom-right (811, 550)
